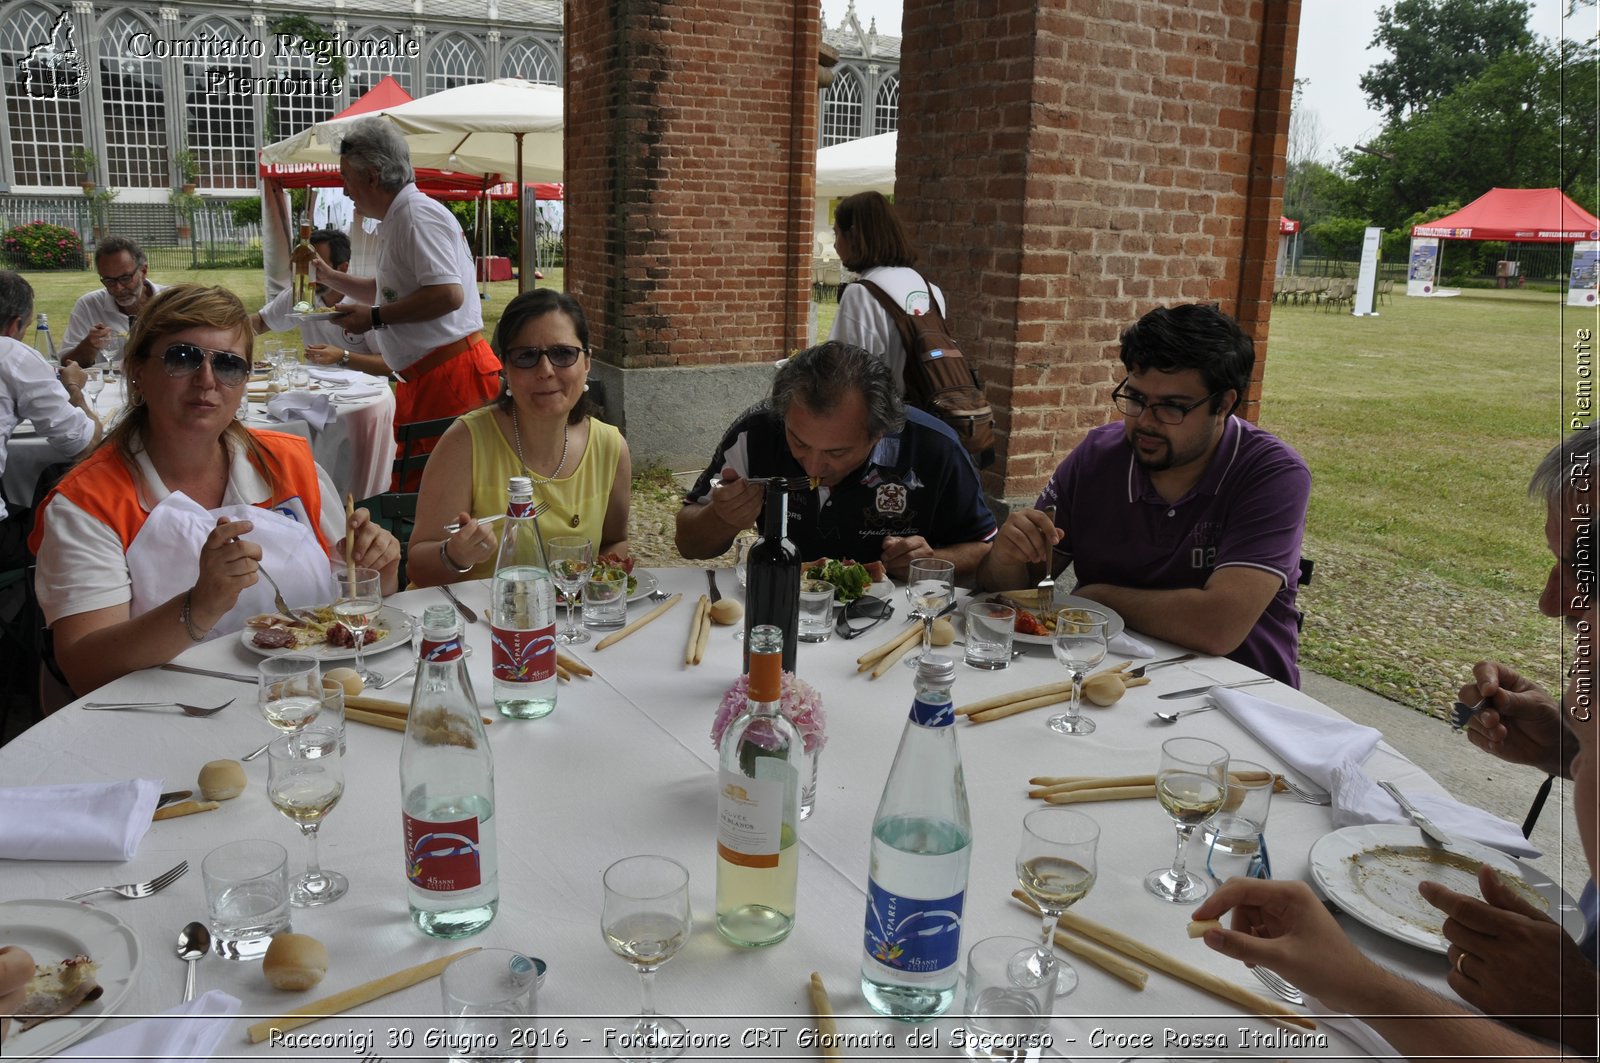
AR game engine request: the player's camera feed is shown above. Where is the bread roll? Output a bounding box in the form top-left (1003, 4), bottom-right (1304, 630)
top-left (324, 667), bottom-right (364, 696)
top-left (1186, 918), bottom-right (1222, 939)
top-left (929, 617), bottom-right (956, 646)
top-left (197, 760), bottom-right (246, 801)
top-left (263, 934), bottom-right (328, 991)
top-left (707, 598), bottom-right (743, 625)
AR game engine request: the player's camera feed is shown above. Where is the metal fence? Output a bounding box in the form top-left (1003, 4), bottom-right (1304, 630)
top-left (0, 196), bottom-right (262, 271)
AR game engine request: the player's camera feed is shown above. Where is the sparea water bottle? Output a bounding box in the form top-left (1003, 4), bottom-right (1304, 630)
top-left (860, 655), bottom-right (972, 1020)
top-left (490, 476), bottom-right (558, 719)
top-left (742, 479), bottom-right (800, 672)
top-left (715, 624), bottom-right (801, 947)
top-left (400, 604), bottom-right (498, 938)
top-left (34, 313), bottom-right (57, 363)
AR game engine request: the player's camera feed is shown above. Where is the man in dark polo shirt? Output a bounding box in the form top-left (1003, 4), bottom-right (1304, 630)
top-left (677, 341), bottom-right (996, 582)
top-left (977, 304), bottom-right (1310, 685)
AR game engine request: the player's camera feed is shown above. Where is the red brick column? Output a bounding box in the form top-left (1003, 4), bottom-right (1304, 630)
top-left (896, 0), bottom-right (1300, 501)
top-left (563, 0), bottom-right (821, 466)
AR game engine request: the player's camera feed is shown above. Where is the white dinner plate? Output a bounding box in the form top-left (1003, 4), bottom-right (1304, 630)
top-left (0, 899), bottom-right (141, 1058)
top-left (288, 308), bottom-right (341, 323)
top-left (1308, 823), bottom-right (1570, 953)
top-left (241, 604), bottom-right (413, 661)
top-left (973, 592), bottom-right (1126, 644)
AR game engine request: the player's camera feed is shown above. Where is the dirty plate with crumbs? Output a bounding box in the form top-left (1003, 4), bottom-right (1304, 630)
top-left (1307, 823), bottom-right (1579, 953)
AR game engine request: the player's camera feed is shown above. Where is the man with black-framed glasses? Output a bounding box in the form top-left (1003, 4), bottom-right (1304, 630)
top-left (977, 303), bottom-right (1309, 686)
top-left (60, 236), bottom-right (162, 367)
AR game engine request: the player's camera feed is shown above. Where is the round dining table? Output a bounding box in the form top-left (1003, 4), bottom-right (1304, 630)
top-left (0, 566), bottom-right (1552, 1060)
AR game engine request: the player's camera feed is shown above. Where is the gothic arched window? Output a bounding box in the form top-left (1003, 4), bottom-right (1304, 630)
top-left (822, 67), bottom-right (861, 147)
top-left (873, 74), bottom-right (899, 135)
top-left (181, 16), bottom-right (256, 189)
top-left (425, 34), bottom-right (480, 96)
top-left (98, 10), bottom-right (166, 187)
top-left (502, 37), bottom-right (558, 84)
top-left (1, 4), bottom-right (85, 186)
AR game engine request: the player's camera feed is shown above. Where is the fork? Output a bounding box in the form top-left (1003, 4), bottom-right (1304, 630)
top-left (1035, 505), bottom-right (1058, 602)
top-left (1126, 653), bottom-right (1197, 678)
top-left (1279, 774), bottom-right (1332, 806)
top-left (82, 698), bottom-right (234, 718)
top-left (1449, 698), bottom-right (1487, 732)
top-left (1251, 965), bottom-right (1305, 1006)
top-left (65, 860), bottom-right (188, 900)
top-left (711, 474), bottom-right (816, 492)
top-left (258, 564), bottom-right (311, 621)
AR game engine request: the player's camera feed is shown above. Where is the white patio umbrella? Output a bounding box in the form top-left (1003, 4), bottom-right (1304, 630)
top-left (815, 130), bottom-right (896, 198)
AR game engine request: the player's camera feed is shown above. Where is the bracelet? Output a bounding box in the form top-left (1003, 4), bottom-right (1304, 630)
top-left (179, 589), bottom-right (206, 642)
top-left (340, 349), bottom-right (351, 367)
top-left (370, 305), bottom-right (385, 330)
top-left (439, 539), bottom-right (473, 574)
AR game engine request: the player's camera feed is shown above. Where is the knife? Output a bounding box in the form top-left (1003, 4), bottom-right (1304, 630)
top-left (1157, 677), bottom-right (1276, 700)
top-left (157, 789), bottom-right (193, 809)
top-left (160, 663), bottom-right (257, 685)
top-left (1379, 780), bottom-right (1454, 847)
top-left (441, 583), bottom-right (479, 624)
top-left (705, 569), bottom-right (723, 604)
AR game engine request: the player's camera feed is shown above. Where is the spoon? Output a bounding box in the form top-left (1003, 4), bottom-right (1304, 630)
top-left (176, 921), bottom-right (210, 1003)
top-left (1152, 704), bottom-right (1220, 724)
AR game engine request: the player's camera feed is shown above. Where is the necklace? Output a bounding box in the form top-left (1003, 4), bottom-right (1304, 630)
top-left (510, 405), bottom-right (569, 484)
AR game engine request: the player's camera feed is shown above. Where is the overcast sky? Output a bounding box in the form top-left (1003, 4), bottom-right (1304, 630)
top-left (822, 0), bottom-right (1586, 162)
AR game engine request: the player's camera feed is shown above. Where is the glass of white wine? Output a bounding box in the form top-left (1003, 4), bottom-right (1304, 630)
top-left (601, 855), bottom-right (691, 1063)
top-left (547, 535), bottom-right (594, 645)
top-left (332, 564), bottom-right (384, 685)
top-left (266, 726), bottom-right (348, 906)
top-left (1048, 608), bottom-right (1110, 735)
top-left (902, 557), bottom-right (955, 668)
top-left (1014, 808), bottom-right (1098, 994)
top-left (1145, 736), bottom-right (1230, 903)
top-left (257, 654), bottom-right (323, 734)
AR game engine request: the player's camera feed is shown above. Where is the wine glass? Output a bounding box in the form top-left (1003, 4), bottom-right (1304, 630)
top-left (332, 564), bottom-right (384, 685)
top-left (601, 855), bottom-right (692, 1063)
top-left (266, 726), bottom-right (348, 906)
top-left (1014, 808), bottom-right (1098, 994)
top-left (82, 367), bottom-right (104, 404)
top-left (256, 654), bottom-right (324, 734)
top-left (902, 557), bottom-right (955, 668)
top-left (547, 535), bottom-right (594, 645)
top-left (1047, 608), bottom-right (1110, 735)
top-left (1145, 736), bottom-right (1230, 903)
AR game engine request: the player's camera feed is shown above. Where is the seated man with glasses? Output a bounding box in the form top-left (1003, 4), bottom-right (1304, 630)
top-left (60, 236), bottom-right (162, 367)
top-left (976, 303), bottom-right (1309, 686)
top-left (677, 341), bottom-right (996, 584)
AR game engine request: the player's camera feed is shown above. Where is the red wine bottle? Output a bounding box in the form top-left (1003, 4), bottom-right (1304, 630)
top-left (742, 481), bottom-right (800, 671)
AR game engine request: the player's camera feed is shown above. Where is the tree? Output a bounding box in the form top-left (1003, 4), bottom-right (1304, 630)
top-left (1360, 0), bottom-right (1533, 120)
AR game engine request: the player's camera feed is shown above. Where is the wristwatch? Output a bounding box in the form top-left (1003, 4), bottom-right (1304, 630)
top-left (339, 349), bottom-right (351, 367)
top-left (370, 305), bottom-right (385, 330)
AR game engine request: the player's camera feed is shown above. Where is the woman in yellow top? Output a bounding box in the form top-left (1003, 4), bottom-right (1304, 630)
top-left (410, 289), bottom-right (632, 585)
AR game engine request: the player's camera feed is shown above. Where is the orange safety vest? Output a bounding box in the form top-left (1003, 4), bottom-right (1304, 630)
top-left (30, 430), bottom-right (332, 556)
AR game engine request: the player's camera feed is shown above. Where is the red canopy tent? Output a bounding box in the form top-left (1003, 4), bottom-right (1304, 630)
top-left (1411, 187), bottom-right (1600, 242)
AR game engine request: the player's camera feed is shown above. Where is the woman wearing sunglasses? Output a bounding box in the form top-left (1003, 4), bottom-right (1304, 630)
top-left (29, 285), bottom-right (401, 697)
top-left (409, 288), bottom-right (631, 586)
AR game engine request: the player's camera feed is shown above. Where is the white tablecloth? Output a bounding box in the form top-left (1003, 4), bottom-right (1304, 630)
top-left (0, 568), bottom-right (1475, 1060)
top-left (3, 375), bottom-right (397, 509)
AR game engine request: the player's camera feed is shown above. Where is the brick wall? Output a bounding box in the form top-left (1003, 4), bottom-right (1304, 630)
top-left (897, 0), bottom-right (1300, 500)
top-left (564, 0), bottom-right (819, 373)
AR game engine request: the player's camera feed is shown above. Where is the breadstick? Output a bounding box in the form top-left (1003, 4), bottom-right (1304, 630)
top-left (857, 625), bottom-right (921, 671)
top-left (1030, 773), bottom-right (1156, 793)
top-left (556, 664), bottom-right (572, 682)
top-left (556, 651), bottom-right (593, 677)
top-left (345, 708), bottom-right (406, 732)
top-left (595, 593), bottom-right (681, 649)
top-left (692, 604), bottom-right (712, 665)
top-left (1008, 892), bottom-right (1148, 989)
top-left (343, 694), bottom-right (411, 715)
top-left (870, 628), bottom-right (923, 678)
top-left (1043, 784), bottom-right (1156, 804)
top-left (967, 691), bottom-right (1071, 723)
top-left (342, 493), bottom-right (357, 586)
top-left (152, 799), bottom-right (220, 821)
top-left (956, 679), bottom-right (1074, 716)
top-left (1187, 918), bottom-right (1222, 939)
top-left (247, 948), bottom-right (480, 1042)
top-left (807, 972), bottom-right (842, 1062)
top-left (685, 595), bottom-right (708, 665)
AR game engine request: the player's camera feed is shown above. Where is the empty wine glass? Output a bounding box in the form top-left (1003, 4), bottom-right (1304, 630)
top-left (1145, 736), bottom-right (1230, 903)
top-left (257, 654), bottom-right (323, 734)
top-left (902, 557), bottom-right (955, 668)
top-left (1014, 808), bottom-right (1098, 994)
top-left (332, 564), bottom-right (383, 685)
top-left (1048, 608), bottom-right (1110, 735)
top-left (82, 367), bottom-right (104, 404)
top-left (267, 726), bottom-right (348, 906)
top-left (601, 855), bottom-right (692, 1062)
top-left (547, 535), bottom-right (594, 645)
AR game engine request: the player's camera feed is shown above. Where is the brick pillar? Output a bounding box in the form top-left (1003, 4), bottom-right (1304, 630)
top-left (564, 1), bottom-right (820, 468)
top-left (896, 0), bottom-right (1300, 503)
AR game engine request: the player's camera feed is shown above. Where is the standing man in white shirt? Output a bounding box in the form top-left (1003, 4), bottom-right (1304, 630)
top-left (60, 237), bottom-right (162, 368)
top-left (250, 227), bottom-right (378, 375)
top-left (296, 118), bottom-right (500, 487)
top-left (0, 271), bottom-right (100, 567)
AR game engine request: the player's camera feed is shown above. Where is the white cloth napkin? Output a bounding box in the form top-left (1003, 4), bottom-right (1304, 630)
top-left (1332, 771), bottom-right (1540, 858)
top-left (1108, 631), bottom-right (1155, 657)
top-left (305, 366), bottom-right (362, 384)
top-left (0, 779), bottom-right (160, 861)
top-left (266, 390), bottom-right (332, 431)
top-left (329, 384), bottom-right (382, 401)
top-left (58, 990), bottom-right (240, 1060)
top-left (1211, 686), bottom-right (1382, 792)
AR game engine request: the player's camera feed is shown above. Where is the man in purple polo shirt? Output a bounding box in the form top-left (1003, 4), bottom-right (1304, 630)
top-left (977, 303), bottom-right (1310, 686)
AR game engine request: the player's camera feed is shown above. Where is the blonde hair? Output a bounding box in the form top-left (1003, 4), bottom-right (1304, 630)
top-left (108, 284), bottom-right (283, 488)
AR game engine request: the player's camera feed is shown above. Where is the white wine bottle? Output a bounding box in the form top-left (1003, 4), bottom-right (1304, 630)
top-left (715, 624), bottom-right (800, 947)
